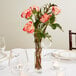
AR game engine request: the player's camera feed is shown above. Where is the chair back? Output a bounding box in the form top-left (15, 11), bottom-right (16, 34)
top-left (69, 30), bottom-right (76, 50)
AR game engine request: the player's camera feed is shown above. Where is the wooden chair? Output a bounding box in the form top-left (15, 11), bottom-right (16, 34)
top-left (69, 30), bottom-right (76, 50)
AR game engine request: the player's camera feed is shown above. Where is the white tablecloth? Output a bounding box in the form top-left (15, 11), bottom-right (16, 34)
top-left (0, 49), bottom-right (76, 76)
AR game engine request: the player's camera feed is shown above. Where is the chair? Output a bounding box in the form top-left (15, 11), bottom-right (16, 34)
top-left (69, 30), bottom-right (76, 50)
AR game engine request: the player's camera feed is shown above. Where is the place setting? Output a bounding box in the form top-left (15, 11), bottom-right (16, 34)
top-left (51, 50), bottom-right (76, 63)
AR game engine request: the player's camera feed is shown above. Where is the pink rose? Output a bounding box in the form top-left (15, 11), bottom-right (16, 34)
top-left (40, 13), bottom-right (51, 23)
top-left (30, 6), bottom-right (39, 12)
top-left (23, 21), bottom-right (34, 33)
top-left (21, 9), bottom-right (32, 18)
top-left (52, 6), bottom-right (61, 15)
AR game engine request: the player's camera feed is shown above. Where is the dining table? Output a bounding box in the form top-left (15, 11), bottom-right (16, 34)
top-left (0, 48), bottom-right (76, 76)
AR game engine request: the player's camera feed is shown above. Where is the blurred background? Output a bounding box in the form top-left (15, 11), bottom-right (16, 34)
top-left (0, 0), bottom-right (76, 50)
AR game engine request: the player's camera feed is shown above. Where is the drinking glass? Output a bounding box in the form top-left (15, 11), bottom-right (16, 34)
top-left (9, 49), bottom-right (28, 75)
top-left (41, 38), bottom-right (61, 71)
top-left (0, 36), bottom-right (6, 57)
top-left (41, 38), bottom-right (52, 59)
top-left (51, 57), bottom-right (61, 70)
top-left (0, 36), bottom-right (8, 70)
top-left (41, 38), bottom-right (52, 49)
top-left (41, 38), bottom-right (52, 72)
top-left (50, 50), bottom-right (64, 71)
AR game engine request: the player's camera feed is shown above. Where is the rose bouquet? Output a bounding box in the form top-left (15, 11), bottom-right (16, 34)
top-left (21, 3), bottom-right (62, 70)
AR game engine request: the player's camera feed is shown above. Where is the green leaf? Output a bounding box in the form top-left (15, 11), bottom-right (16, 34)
top-left (50, 23), bottom-right (63, 30)
top-left (32, 10), bottom-right (36, 14)
top-left (35, 29), bottom-right (51, 40)
top-left (34, 20), bottom-right (40, 28)
top-left (53, 23), bottom-right (63, 30)
top-left (42, 32), bottom-right (52, 41)
top-left (45, 33), bottom-right (51, 39)
top-left (50, 24), bottom-right (56, 29)
top-left (49, 14), bottom-right (55, 24)
top-left (40, 32), bottom-right (45, 38)
top-left (34, 29), bottom-right (44, 40)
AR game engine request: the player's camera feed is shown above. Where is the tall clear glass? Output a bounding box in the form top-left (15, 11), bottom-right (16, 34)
top-left (0, 36), bottom-right (7, 70)
top-left (0, 36), bottom-right (5, 55)
top-left (9, 49), bottom-right (28, 75)
top-left (41, 38), bottom-right (52, 72)
top-left (41, 38), bottom-right (52, 49)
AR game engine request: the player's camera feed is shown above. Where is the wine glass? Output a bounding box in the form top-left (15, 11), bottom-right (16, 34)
top-left (41, 38), bottom-right (52, 58)
top-left (41, 38), bottom-right (52, 71)
top-left (0, 36), bottom-right (8, 70)
top-left (41, 38), bottom-right (52, 49)
top-left (0, 36), bottom-right (6, 57)
top-left (51, 56), bottom-right (60, 70)
top-left (50, 50), bottom-right (64, 71)
top-left (9, 49), bottom-right (28, 75)
top-left (41, 38), bottom-right (60, 71)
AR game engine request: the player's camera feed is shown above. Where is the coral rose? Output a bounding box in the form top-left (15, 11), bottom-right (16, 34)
top-left (21, 9), bottom-right (32, 18)
top-left (23, 21), bottom-right (34, 33)
top-left (52, 6), bottom-right (61, 15)
top-left (40, 13), bottom-right (51, 23)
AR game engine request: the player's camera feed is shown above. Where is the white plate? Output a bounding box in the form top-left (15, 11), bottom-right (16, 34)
top-left (51, 51), bottom-right (76, 60)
